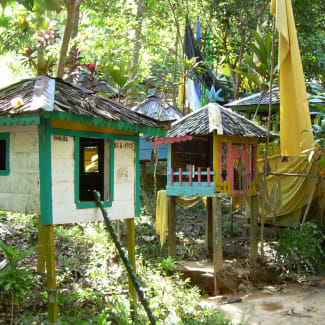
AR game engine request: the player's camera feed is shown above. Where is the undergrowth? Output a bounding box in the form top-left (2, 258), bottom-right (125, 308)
top-left (275, 222), bottom-right (325, 276)
top-left (0, 211), bottom-right (234, 324)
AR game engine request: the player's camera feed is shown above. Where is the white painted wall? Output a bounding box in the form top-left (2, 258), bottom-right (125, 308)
top-left (51, 136), bottom-right (136, 224)
top-left (0, 125), bottom-right (40, 214)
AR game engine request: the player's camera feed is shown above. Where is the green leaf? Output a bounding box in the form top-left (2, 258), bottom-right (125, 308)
top-left (319, 154), bottom-right (325, 170)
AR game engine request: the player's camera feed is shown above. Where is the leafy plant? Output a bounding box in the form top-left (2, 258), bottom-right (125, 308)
top-left (275, 222), bottom-right (325, 276)
top-left (0, 240), bottom-right (36, 324)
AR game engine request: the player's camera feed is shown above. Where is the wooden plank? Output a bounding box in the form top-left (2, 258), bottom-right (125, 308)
top-left (168, 196), bottom-right (176, 258)
top-left (250, 195), bottom-right (258, 263)
top-left (212, 197), bottom-right (223, 294)
top-left (166, 184), bottom-right (215, 197)
top-left (44, 225), bottom-right (58, 323)
top-left (206, 197), bottom-right (213, 256)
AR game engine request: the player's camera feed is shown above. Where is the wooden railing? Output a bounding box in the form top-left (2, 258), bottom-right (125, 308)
top-left (168, 167), bottom-right (214, 187)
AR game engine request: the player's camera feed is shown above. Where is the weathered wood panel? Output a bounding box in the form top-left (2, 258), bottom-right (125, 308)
top-left (0, 126), bottom-right (40, 214)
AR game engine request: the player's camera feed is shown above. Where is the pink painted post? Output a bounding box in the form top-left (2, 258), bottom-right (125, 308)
top-left (189, 166), bottom-right (192, 186)
top-left (170, 168), bottom-right (174, 186)
top-left (198, 168), bottom-right (201, 186)
top-left (207, 167), bottom-right (211, 187)
top-left (179, 168), bottom-right (182, 186)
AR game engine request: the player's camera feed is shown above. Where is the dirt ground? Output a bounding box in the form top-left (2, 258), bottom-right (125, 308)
top-left (202, 281), bottom-right (325, 325)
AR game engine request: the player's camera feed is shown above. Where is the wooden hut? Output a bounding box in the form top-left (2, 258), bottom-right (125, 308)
top-left (132, 94), bottom-right (183, 162)
top-left (0, 75), bottom-right (163, 322)
top-left (153, 103), bottom-right (274, 292)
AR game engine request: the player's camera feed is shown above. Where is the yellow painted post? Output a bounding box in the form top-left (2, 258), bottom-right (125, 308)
top-left (213, 132), bottom-right (218, 193)
top-left (127, 218), bottom-right (137, 302)
top-left (45, 225), bottom-right (58, 324)
top-left (37, 217), bottom-right (46, 274)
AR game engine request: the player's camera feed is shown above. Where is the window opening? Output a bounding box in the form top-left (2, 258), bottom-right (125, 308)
top-left (79, 137), bottom-right (108, 202)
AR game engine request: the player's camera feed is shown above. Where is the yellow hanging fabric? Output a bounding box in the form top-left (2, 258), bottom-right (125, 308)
top-left (271, 0), bottom-right (313, 156)
top-left (156, 190), bottom-right (169, 247)
top-left (257, 154), bottom-right (318, 225)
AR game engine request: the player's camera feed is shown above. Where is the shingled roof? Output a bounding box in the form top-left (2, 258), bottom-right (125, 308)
top-left (0, 76), bottom-right (164, 136)
top-left (165, 103), bottom-right (274, 142)
top-left (225, 87), bottom-right (325, 110)
top-left (131, 94), bottom-right (183, 122)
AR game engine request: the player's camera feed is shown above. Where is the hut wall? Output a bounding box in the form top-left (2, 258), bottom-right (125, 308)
top-left (0, 125), bottom-right (40, 214)
top-left (51, 136), bottom-right (135, 224)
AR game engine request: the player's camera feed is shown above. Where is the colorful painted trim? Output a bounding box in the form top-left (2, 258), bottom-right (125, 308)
top-left (152, 135), bottom-right (193, 145)
top-left (0, 114), bottom-right (40, 126)
top-left (42, 111), bottom-right (164, 137)
top-left (0, 132), bottom-right (10, 176)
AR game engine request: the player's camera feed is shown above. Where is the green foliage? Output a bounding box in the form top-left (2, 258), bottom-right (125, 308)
top-left (275, 222), bottom-right (325, 275)
top-left (0, 240), bottom-right (37, 322)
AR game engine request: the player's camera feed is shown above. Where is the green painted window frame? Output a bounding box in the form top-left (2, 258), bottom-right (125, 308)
top-left (50, 127), bottom-right (139, 211)
top-left (0, 132), bottom-right (10, 176)
top-left (74, 135), bottom-right (114, 209)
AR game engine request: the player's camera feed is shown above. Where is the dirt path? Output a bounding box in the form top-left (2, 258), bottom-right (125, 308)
top-left (201, 283), bottom-right (325, 325)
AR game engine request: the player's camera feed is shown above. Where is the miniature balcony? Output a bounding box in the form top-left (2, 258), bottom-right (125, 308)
top-left (166, 167), bottom-right (215, 197)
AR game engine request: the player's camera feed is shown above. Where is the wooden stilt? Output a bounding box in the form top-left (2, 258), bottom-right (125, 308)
top-left (250, 195), bottom-right (259, 263)
top-left (168, 196), bottom-right (176, 258)
top-left (127, 218), bottom-right (137, 302)
top-left (37, 217), bottom-right (46, 274)
top-left (44, 225), bottom-right (58, 324)
top-left (213, 197), bottom-right (223, 294)
top-left (206, 197), bottom-right (213, 256)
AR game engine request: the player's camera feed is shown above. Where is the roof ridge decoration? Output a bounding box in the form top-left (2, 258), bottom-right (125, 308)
top-left (208, 103), bottom-right (223, 135)
top-left (30, 76), bottom-right (55, 112)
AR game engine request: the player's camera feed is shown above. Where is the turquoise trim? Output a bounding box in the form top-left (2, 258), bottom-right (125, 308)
top-left (38, 117), bottom-right (53, 225)
top-left (135, 136), bottom-right (140, 217)
top-left (74, 135), bottom-right (113, 209)
top-left (54, 131), bottom-right (114, 209)
top-left (0, 133), bottom-right (10, 176)
top-left (42, 111), bottom-right (165, 137)
top-left (166, 184), bottom-right (215, 197)
top-left (110, 140), bottom-right (115, 202)
top-left (0, 114), bottom-right (40, 126)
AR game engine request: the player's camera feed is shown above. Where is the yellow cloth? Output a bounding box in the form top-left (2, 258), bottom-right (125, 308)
top-left (178, 75), bottom-right (186, 110)
top-left (156, 190), bottom-right (168, 248)
top-left (271, 0), bottom-right (313, 156)
top-left (155, 191), bottom-right (206, 247)
top-left (258, 154), bottom-right (318, 225)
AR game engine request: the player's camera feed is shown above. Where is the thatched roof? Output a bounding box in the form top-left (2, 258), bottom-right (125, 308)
top-left (0, 76), bottom-right (163, 134)
top-left (131, 94), bottom-right (183, 122)
top-left (165, 103), bottom-right (274, 141)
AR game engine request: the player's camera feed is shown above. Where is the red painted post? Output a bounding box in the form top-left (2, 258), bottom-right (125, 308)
top-left (179, 168), bottom-right (182, 186)
top-left (189, 166), bottom-right (192, 186)
top-left (198, 168), bottom-right (201, 187)
top-left (207, 167), bottom-right (211, 187)
top-left (170, 168), bottom-right (174, 186)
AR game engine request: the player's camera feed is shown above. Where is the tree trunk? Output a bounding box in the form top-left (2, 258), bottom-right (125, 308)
top-left (56, 0), bottom-right (82, 78)
top-left (127, 0), bottom-right (144, 101)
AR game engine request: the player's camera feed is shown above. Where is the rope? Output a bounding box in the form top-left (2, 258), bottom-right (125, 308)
top-left (94, 191), bottom-right (157, 325)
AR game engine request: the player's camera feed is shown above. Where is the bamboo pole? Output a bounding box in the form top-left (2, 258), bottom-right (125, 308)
top-left (250, 196), bottom-right (259, 263)
top-left (168, 196), bottom-right (177, 258)
top-left (206, 197), bottom-right (213, 256)
top-left (37, 217), bottom-right (46, 274)
top-left (127, 218), bottom-right (137, 302)
top-left (45, 225), bottom-right (58, 324)
top-left (213, 197), bottom-right (223, 294)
